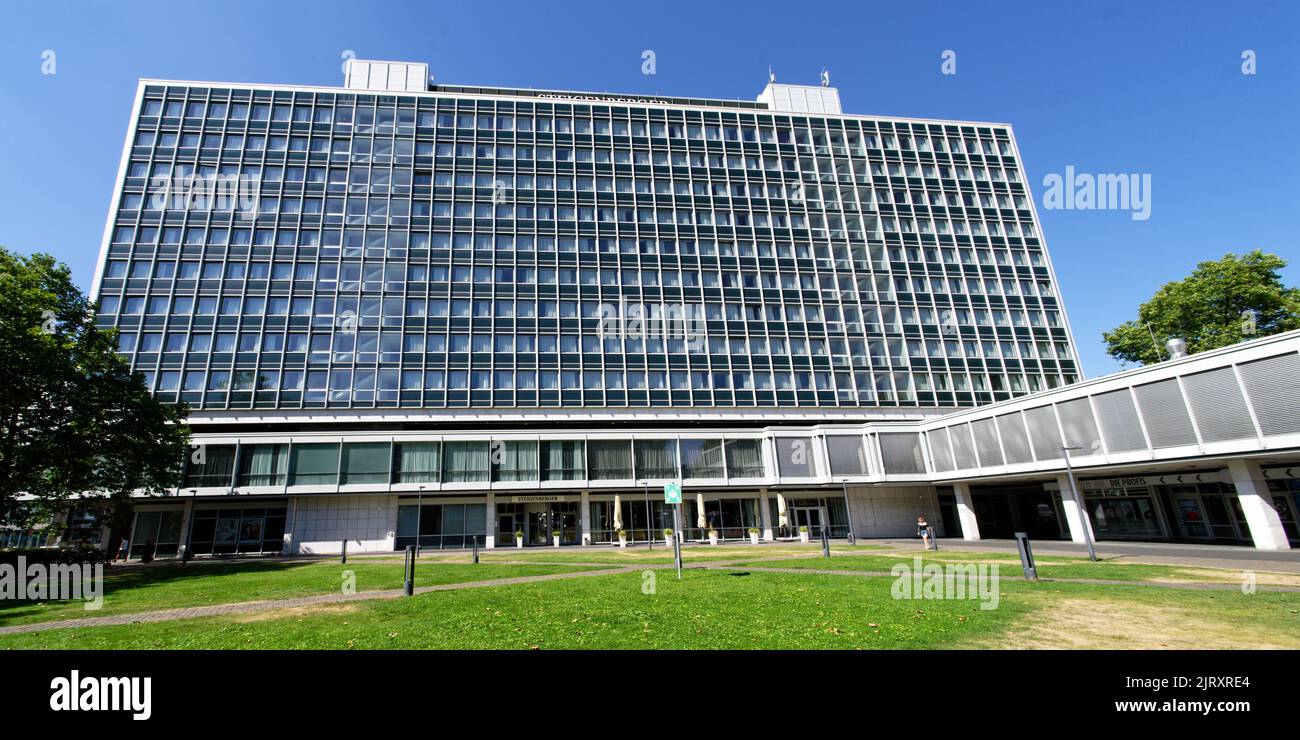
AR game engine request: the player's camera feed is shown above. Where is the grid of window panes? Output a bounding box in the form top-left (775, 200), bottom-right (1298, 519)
top-left (95, 82), bottom-right (1078, 411)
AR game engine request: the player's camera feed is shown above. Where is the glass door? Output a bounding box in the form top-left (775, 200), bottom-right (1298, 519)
top-left (1174, 496), bottom-right (1210, 539)
top-left (498, 513), bottom-right (517, 545)
top-left (792, 507), bottom-right (824, 537)
top-left (529, 508), bottom-right (551, 546)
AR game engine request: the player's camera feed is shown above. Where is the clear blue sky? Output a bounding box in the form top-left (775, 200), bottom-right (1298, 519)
top-left (1, 0), bottom-right (1296, 377)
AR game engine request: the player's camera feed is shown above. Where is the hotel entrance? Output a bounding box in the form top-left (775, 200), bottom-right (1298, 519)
top-left (500, 498), bottom-right (580, 546)
top-left (790, 505), bottom-right (828, 537)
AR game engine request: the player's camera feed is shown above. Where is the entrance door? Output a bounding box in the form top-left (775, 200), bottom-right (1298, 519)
top-left (498, 513), bottom-right (517, 546)
top-left (1174, 496), bottom-right (1211, 539)
top-left (529, 509), bottom-right (551, 546)
top-left (791, 506), bottom-right (825, 537)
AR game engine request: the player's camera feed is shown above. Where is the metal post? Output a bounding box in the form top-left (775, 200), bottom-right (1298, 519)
top-left (403, 545), bottom-right (415, 596)
top-left (472, 535), bottom-right (479, 564)
top-left (1014, 531), bottom-right (1038, 581)
top-left (928, 526), bottom-right (939, 551)
top-left (820, 521), bottom-right (830, 558)
top-left (672, 504), bottom-right (682, 579)
top-left (340, 539), bottom-right (347, 564)
top-left (1062, 447), bottom-right (1098, 561)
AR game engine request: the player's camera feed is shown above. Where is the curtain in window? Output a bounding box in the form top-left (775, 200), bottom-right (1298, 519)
top-left (588, 441), bottom-right (632, 479)
top-left (634, 440), bottom-right (678, 479)
top-left (242, 445), bottom-right (287, 486)
top-left (397, 442), bottom-right (440, 483)
top-left (496, 441), bottom-right (539, 481)
top-left (725, 439), bottom-right (764, 477)
top-left (443, 442), bottom-right (489, 482)
top-left (681, 439), bottom-right (724, 478)
top-left (541, 441), bottom-right (585, 480)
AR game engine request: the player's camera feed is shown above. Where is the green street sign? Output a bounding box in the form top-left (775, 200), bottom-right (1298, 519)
top-left (663, 482), bottom-right (682, 504)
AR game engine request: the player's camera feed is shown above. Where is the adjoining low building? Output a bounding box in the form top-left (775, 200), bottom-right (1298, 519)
top-left (82, 60), bottom-right (1295, 557)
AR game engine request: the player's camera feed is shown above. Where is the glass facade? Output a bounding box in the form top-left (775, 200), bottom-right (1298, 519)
top-left (95, 80), bottom-right (1078, 414)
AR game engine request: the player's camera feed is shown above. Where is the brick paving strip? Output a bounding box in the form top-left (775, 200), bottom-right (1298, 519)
top-left (5, 552), bottom-right (1296, 637)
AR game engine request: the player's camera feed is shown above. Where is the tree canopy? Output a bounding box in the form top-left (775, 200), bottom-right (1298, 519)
top-left (0, 247), bottom-right (189, 528)
top-left (1103, 250), bottom-right (1300, 366)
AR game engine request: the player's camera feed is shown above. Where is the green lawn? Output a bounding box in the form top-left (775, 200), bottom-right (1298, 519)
top-left (0, 569), bottom-right (1032, 649)
top-left (0, 560), bottom-right (599, 627)
top-left (4, 567), bottom-right (1295, 650)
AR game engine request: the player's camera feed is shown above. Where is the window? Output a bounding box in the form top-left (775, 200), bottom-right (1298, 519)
top-left (492, 441), bottom-right (539, 481)
top-left (395, 442), bottom-right (440, 483)
top-left (442, 442), bottom-right (490, 482)
top-left (341, 442), bottom-right (390, 484)
top-left (634, 440), bottom-right (678, 479)
top-left (290, 444), bottom-right (340, 486)
top-left (540, 441), bottom-right (585, 481)
top-left (826, 436), bottom-right (868, 475)
top-left (724, 440), bottom-right (765, 478)
top-left (238, 444), bottom-right (288, 486)
top-left (680, 439), bottom-right (724, 479)
top-left (184, 445), bottom-right (236, 487)
top-left (588, 440), bottom-right (633, 480)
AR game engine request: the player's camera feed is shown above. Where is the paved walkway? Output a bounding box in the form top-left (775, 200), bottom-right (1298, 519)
top-left (905, 538), bottom-right (1300, 573)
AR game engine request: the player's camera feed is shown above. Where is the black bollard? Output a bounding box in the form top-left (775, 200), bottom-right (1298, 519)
top-left (821, 524), bottom-right (831, 558)
top-left (403, 545), bottom-right (415, 596)
top-left (1014, 531), bottom-right (1038, 581)
top-left (472, 536), bottom-right (479, 564)
top-left (340, 539), bottom-right (347, 564)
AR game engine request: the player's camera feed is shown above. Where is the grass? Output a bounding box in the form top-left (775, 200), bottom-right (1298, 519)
top-left (3, 544), bottom-right (1295, 649)
top-left (4, 567), bottom-right (1296, 650)
top-left (0, 560), bottom-right (599, 627)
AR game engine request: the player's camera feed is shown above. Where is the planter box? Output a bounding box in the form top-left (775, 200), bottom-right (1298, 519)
top-left (552, 536), bottom-right (561, 547)
top-left (515, 537), bottom-right (524, 548)
top-left (799, 531), bottom-right (810, 543)
top-left (708, 533), bottom-right (719, 546)
top-left (749, 533), bottom-right (760, 545)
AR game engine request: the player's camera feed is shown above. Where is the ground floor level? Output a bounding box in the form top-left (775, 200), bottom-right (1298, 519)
top-left (16, 458), bottom-right (1296, 561)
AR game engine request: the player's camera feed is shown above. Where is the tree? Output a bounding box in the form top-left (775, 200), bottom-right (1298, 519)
top-left (0, 247), bottom-right (189, 532)
top-left (1103, 250), bottom-right (1300, 366)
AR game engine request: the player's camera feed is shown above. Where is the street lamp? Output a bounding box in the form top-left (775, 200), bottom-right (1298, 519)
top-left (1061, 446), bottom-right (1097, 561)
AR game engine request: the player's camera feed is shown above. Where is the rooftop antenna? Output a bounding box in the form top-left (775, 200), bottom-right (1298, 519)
top-left (820, 67), bottom-right (830, 87)
top-left (768, 65), bottom-right (776, 83)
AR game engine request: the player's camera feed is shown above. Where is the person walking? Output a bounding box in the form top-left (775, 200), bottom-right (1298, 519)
top-left (916, 514), bottom-right (932, 551)
top-left (114, 534), bottom-right (130, 562)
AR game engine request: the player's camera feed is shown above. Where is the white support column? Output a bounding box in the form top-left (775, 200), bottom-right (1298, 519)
top-left (385, 494), bottom-right (399, 551)
top-left (953, 482), bottom-right (980, 541)
top-left (1227, 460), bottom-right (1292, 550)
top-left (579, 490), bottom-right (591, 545)
top-left (485, 493), bottom-right (496, 549)
top-left (759, 488), bottom-right (774, 541)
top-left (282, 497), bottom-right (297, 555)
top-left (1055, 475), bottom-right (1095, 545)
top-left (176, 499), bottom-right (195, 558)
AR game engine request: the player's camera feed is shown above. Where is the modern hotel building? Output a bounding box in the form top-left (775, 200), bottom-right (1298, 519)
top-left (73, 59), bottom-right (1297, 558)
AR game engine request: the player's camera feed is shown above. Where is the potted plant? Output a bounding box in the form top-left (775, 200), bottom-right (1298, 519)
top-left (552, 529), bottom-right (562, 547)
top-left (663, 527), bottom-right (675, 547)
top-left (748, 527), bottom-right (761, 545)
top-left (617, 529), bottom-right (627, 548)
top-left (799, 525), bottom-right (810, 543)
top-left (515, 530), bottom-right (524, 548)
top-left (707, 527), bottom-right (719, 546)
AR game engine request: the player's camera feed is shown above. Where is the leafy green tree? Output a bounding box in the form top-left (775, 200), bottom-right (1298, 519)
top-left (1103, 250), bottom-right (1300, 365)
top-left (0, 247), bottom-right (189, 532)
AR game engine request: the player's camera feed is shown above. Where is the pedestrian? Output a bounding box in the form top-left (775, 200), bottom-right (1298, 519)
top-left (916, 514), bottom-right (932, 551)
top-left (114, 534), bottom-right (130, 562)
